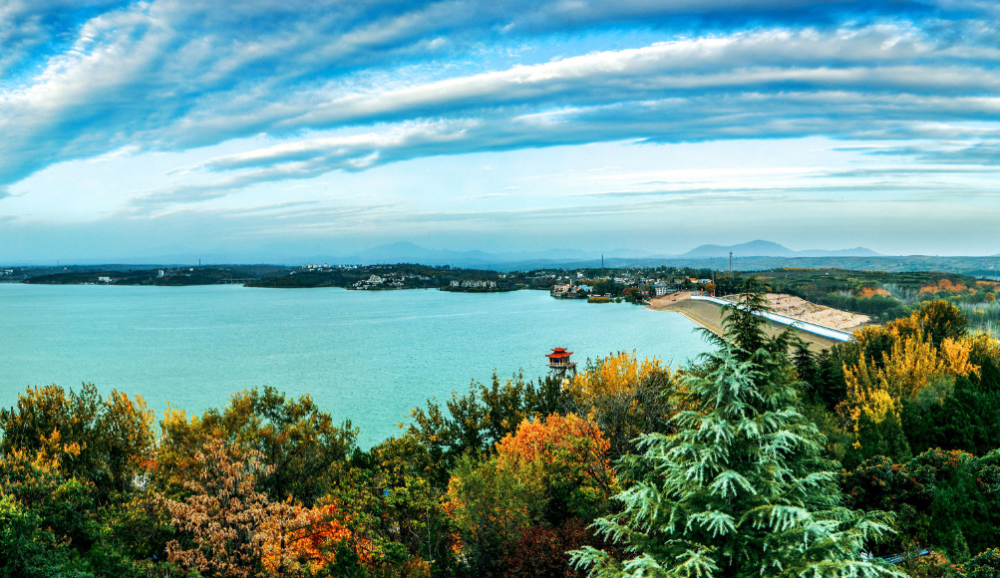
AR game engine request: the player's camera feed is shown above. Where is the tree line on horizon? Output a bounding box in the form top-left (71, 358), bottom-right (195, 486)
top-left (3, 279), bottom-right (1000, 577)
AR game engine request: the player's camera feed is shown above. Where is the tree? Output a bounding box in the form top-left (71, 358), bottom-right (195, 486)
top-left (156, 386), bottom-right (356, 505)
top-left (0, 495), bottom-right (90, 578)
top-left (703, 277), bottom-right (796, 373)
top-left (955, 548), bottom-right (1000, 577)
top-left (327, 435), bottom-right (457, 575)
top-left (445, 414), bottom-right (615, 574)
top-left (838, 305), bottom-right (984, 463)
top-left (406, 373), bottom-right (566, 485)
top-left (564, 352), bottom-right (684, 459)
top-left (160, 438), bottom-right (313, 578)
top-left (571, 280), bottom-right (902, 578)
top-left (494, 414), bottom-right (616, 525)
top-left (912, 299), bottom-right (968, 347)
top-left (0, 383), bottom-right (154, 502)
top-left (445, 452), bottom-right (545, 574)
top-left (500, 518), bottom-right (600, 578)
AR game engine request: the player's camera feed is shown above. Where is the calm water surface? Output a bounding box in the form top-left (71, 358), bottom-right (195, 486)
top-left (1, 284), bottom-right (711, 446)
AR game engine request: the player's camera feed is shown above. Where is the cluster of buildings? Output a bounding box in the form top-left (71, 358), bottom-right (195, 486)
top-left (353, 274), bottom-right (404, 289)
top-left (449, 280), bottom-right (498, 289)
top-left (548, 270), bottom-right (717, 301)
top-left (350, 273), bottom-right (434, 289)
top-left (299, 264), bottom-right (363, 272)
top-left (550, 283), bottom-right (589, 299)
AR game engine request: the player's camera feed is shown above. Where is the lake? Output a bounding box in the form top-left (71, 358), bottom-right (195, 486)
top-left (0, 284), bottom-right (712, 446)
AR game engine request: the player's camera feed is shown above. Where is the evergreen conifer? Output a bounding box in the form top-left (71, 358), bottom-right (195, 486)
top-left (571, 279), bottom-right (903, 577)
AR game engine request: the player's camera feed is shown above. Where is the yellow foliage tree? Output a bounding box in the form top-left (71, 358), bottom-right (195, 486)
top-left (566, 351), bottom-right (665, 399)
top-left (563, 351), bottom-right (685, 459)
top-left (842, 323), bottom-right (979, 446)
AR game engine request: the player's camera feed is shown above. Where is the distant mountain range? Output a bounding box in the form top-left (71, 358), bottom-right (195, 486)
top-left (35, 239), bottom-right (884, 269)
top-left (333, 242), bottom-right (659, 267)
top-left (677, 240), bottom-right (882, 259)
top-left (325, 240), bottom-right (881, 268)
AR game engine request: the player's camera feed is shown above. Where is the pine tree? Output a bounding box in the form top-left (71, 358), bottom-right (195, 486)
top-left (570, 279), bottom-right (903, 577)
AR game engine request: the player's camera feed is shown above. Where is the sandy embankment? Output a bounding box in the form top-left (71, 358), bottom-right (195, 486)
top-left (762, 293), bottom-right (869, 332)
top-left (647, 292), bottom-right (849, 351)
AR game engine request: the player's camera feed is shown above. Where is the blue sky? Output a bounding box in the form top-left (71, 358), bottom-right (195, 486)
top-left (2, 0), bottom-right (999, 262)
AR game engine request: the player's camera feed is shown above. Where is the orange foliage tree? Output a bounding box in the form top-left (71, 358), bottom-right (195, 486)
top-left (494, 413), bottom-right (614, 496)
top-left (260, 503), bottom-right (361, 575)
top-left (919, 278), bottom-right (970, 296)
top-left (857, 287), bottom-right (891, 298)
top-left (444, 414), bottom-right (614, 574)
top-left (160, 438), bottom-right (315, 578)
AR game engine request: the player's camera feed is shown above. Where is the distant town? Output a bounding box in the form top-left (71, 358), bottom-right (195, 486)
top-left (9, 262), bottom-right (730, 300)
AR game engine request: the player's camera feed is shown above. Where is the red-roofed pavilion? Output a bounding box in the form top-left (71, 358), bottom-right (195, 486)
top-left (546, 347), bottom-right (577, 378)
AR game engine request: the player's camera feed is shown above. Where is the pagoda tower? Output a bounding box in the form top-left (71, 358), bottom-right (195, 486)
top-left (546, 347), bottom-right (577, 380)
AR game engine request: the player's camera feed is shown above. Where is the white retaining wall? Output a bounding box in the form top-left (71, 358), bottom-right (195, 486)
top-left (690, 295), bottom-right (854, 342)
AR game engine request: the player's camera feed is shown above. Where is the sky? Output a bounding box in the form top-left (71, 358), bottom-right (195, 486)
top-left (2, 0), bottom-right (999, 263)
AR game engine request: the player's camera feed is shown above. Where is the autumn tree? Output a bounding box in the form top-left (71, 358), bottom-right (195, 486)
top-left (494, 413), bottom-right (616, 524)
top-left (160, 438), bottom-right (313, 578)
top-left (406, 372), bottom-right (565, 484)
top-left (838, 302), bottom-right (983, 464)
top-left (446, 414), bottom-right (614, 574)
top-left (155, 386), bottom-right (355, 505)
top-left (0, 383), bottom-right (154, 502)
top-left (564, 351), bottom-right (683, 459)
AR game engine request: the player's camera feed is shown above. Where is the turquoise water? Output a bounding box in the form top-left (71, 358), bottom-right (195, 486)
top-left (0, 284), bottom-right (711, 446)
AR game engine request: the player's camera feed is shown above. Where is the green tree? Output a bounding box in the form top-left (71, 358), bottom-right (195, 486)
top-left (901, 355), bottom-right (1000, 457)
top-left (446, 452), bottom-right (545, 575)
top-left (0, 495), bottom-right (91, 578)
top-left (329, 436), bottom-right (458, 575)
top-left (913, 300), bottom-right (967, 347)
top-left (406, 373), bottom-right (565, 485)
top-left (955, 548), bottom-right (1000, 577)
top-left (571, 280), bottom-right (902, 578)
top-left (156, 386), bottom-right (355, 505)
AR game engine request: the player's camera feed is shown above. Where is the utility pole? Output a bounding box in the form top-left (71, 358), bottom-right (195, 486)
top-left (729, 251), bottom-right (733, 280)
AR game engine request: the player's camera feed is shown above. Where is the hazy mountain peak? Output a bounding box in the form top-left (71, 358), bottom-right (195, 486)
top-left (678, 240), bottom-right (881, 259)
